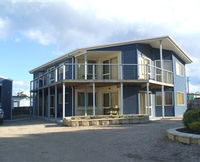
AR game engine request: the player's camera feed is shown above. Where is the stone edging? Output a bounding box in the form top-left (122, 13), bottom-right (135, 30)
top-left (167, 128), bottom-right (200, 145)
top-left (63, 115), bottom-right (149, 127)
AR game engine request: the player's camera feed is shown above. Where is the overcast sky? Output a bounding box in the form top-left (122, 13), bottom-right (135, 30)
top-left (0, 0), bottom-right (199, 95)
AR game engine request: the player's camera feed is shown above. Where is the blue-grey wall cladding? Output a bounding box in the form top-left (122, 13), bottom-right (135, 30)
top-left (123, 85), bottom-right (139, 114)
top-left (88, 44), bottom-right (138, 79)
top-left (33, 57), bottom-right (74, 79)
top-left (136, 43), bottom-right (173, 61)
top-left (172, 54), bottom-right (187, 116)
top-left (1, 79), bottom-right (12, 120)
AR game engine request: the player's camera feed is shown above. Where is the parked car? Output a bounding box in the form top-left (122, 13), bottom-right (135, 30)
top-left (0, 108), bottom-right (4, 124)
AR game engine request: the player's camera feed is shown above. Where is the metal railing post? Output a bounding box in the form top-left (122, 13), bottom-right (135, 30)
top-left (92, 64), bottom-right (95, 80)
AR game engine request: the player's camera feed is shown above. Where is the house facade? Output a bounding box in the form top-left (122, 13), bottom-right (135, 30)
top-left (0, 76), bottom-right (12, 120)
top-left (30, 36), bottom-right (192, 120)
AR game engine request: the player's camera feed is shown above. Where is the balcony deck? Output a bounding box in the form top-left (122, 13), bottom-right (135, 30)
top-left (30, 63), bottom-right (174, 91)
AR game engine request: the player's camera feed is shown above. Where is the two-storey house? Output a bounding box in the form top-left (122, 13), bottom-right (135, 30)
top-left (29, 36), bottom-right (192, 120)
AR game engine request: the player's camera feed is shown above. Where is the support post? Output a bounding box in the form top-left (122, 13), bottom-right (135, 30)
top-left (160, 40), bottom-right (165, 118)
top-left (93, 83), bottom-right (96, 116)
top-left (72, 58), bottom-right (74, 80)
top-left (42, 88), bottom-right (44, 118)
top-left (84, 88), bottom-right (87, 116)
top-left (120, 64), bottom-right (123, 80)
top-left (72, 86), bottom-right (74, 116)
top-left (55, 85), bottom-right (57, 120)
top-left (55, 68), bottom-right (58, 82)
top-left (63, 64), bottom-right (66, 80)
top-left (48, 87), bottom-right (50, 119)
top-left (37, 90), bottom-right (39, 117)
top-left (92, 64), bottom-right (95, 80)
top-left (84, 53), bottom-right (88, 80)
top-left (120, 82), bottom-right (124, 115)
top-left (146, 82), bottom-right (149, 115)
top-left (63, 83), bottom-right (65, 119)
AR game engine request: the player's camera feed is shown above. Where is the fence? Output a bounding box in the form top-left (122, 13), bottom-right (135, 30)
top-left (12, 106), bottom-right (32, 119)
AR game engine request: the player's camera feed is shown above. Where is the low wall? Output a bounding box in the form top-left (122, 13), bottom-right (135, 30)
top-left (63, 114), bottom-right (149, 127)
top-left (167, 128), bottom-right (200, 145)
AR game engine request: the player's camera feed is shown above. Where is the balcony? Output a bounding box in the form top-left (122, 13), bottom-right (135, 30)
top-left (30, 63), bottom-right (173, 91)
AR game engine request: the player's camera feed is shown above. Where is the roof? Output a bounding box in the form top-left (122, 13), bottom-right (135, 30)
top-left (29, 36), bottom-right (192, 73)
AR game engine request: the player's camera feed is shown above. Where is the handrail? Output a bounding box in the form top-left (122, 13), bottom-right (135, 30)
top-left (30, 63), bottom-right (174, 90)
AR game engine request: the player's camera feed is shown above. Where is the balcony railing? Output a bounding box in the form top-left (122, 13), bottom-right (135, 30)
top-left (30, 63), bottom-right (173, 91)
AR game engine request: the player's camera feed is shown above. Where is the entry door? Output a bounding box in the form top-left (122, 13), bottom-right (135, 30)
top-left (139, 92), bottom-right (153, 117)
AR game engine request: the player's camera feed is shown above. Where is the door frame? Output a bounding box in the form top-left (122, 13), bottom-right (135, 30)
top-left (139, 91), bottom-right (154, 117)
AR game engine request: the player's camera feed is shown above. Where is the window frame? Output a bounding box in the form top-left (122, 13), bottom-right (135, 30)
top-left (164, 91), bottom-right (173, 106)
top-left (176, 61), bottom-right (185, 76)
top-left (77, 92), bottom-right (97, 107)
top-left (58, 92), bottom-right (70, 105)
top-left (176, 91), bottom-right (185, 106)
top-left (155, 91), bottom-right (173, 106)
top-left (103, 93), bottom-right (111, 108)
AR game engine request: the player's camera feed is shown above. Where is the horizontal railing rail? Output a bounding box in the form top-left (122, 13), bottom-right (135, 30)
top-left (30, 63), bottom-right (173, 90)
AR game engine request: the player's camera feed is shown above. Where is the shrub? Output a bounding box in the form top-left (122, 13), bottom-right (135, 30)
top-left (188, 122), bottom-right (200, 132)
top-left (183, 109), bottom-right (200, 132)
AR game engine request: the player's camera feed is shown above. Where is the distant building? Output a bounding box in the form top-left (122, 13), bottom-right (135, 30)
top-left (12, 96), bottom-right (30, 108)
top-left (0, 76), bottom-right (12, 120)
top-left (187, 93), bottom-right (200, 101)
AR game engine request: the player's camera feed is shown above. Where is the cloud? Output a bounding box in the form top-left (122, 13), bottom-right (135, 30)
top-left (0, 17), bottom-right (10, 39)
top-left (0, 0), bottom-right (200, 92)
top-left (24, 29), bottom-right (54, 45)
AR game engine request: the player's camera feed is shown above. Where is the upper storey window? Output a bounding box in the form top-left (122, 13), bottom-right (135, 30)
top-left (176, 61), bottom-right (185, 76)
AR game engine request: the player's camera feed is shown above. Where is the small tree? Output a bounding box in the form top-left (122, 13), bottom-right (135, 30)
top-left (16, 91), bottom-right (28, 97)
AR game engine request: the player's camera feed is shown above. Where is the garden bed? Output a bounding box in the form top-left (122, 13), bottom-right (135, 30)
top-left (167, 128), bottom-right (200, 145)
top-left (177, 128), bottom-right (200, 135)
top-left (63, 114), bottom-right (149, 127)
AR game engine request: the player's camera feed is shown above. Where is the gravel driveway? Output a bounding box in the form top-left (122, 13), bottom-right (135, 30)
top-left (0, 119), bottom-right (199, 162)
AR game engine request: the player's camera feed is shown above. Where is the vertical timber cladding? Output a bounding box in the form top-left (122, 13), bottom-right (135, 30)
top-left (57, 86), bottom-right (73, 117)
top-left (123, 85), bottom-right (139, 114)
top-left (1, 79), bottom-right (12, 120)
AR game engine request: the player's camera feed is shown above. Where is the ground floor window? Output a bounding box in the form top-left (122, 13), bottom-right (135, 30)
top-left (165, 92), bottom-right (173, 106)
top-left (59, 93), bottom-right (69, 104)
top-left (78, 92), bottom-right (96, 107)
top-left (156, 91), bottom-right (173, 106)
top-left (103, 92), bottom-right (119, 108)
top-left (50, 95), bottom-right (55, 107)
top-left (177, 92), bottom-right (185, 105)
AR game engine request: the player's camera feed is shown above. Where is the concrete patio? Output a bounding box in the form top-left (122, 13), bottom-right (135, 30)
top-left (0, 119), bottom-right (199, 162)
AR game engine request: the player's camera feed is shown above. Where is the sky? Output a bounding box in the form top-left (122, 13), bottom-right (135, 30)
top-left (0, 0), bottom-right (200, 95)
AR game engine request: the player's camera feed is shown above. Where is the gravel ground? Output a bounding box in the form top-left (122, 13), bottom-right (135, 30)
top-left (0, 119), bottom-right (199, 162)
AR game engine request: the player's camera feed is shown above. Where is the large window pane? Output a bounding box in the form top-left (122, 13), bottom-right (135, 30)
top-left (156, 92), bottom-right (162, 106)
top-left (176, 62), bottom-right (185, 76)
top-left (103, 93), bottom-right (110, 107)
top-left (165, 92), bottom-right (173, 106)
top-left (50, 95), bottom-right (55, 107)
top-left (88, 93), bottom-right (93, 106)
top-left (78, 92), bottom-right (85, 107)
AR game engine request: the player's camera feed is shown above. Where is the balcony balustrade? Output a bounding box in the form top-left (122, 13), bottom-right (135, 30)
top-left (30, 63), bottom-right (173, 91)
